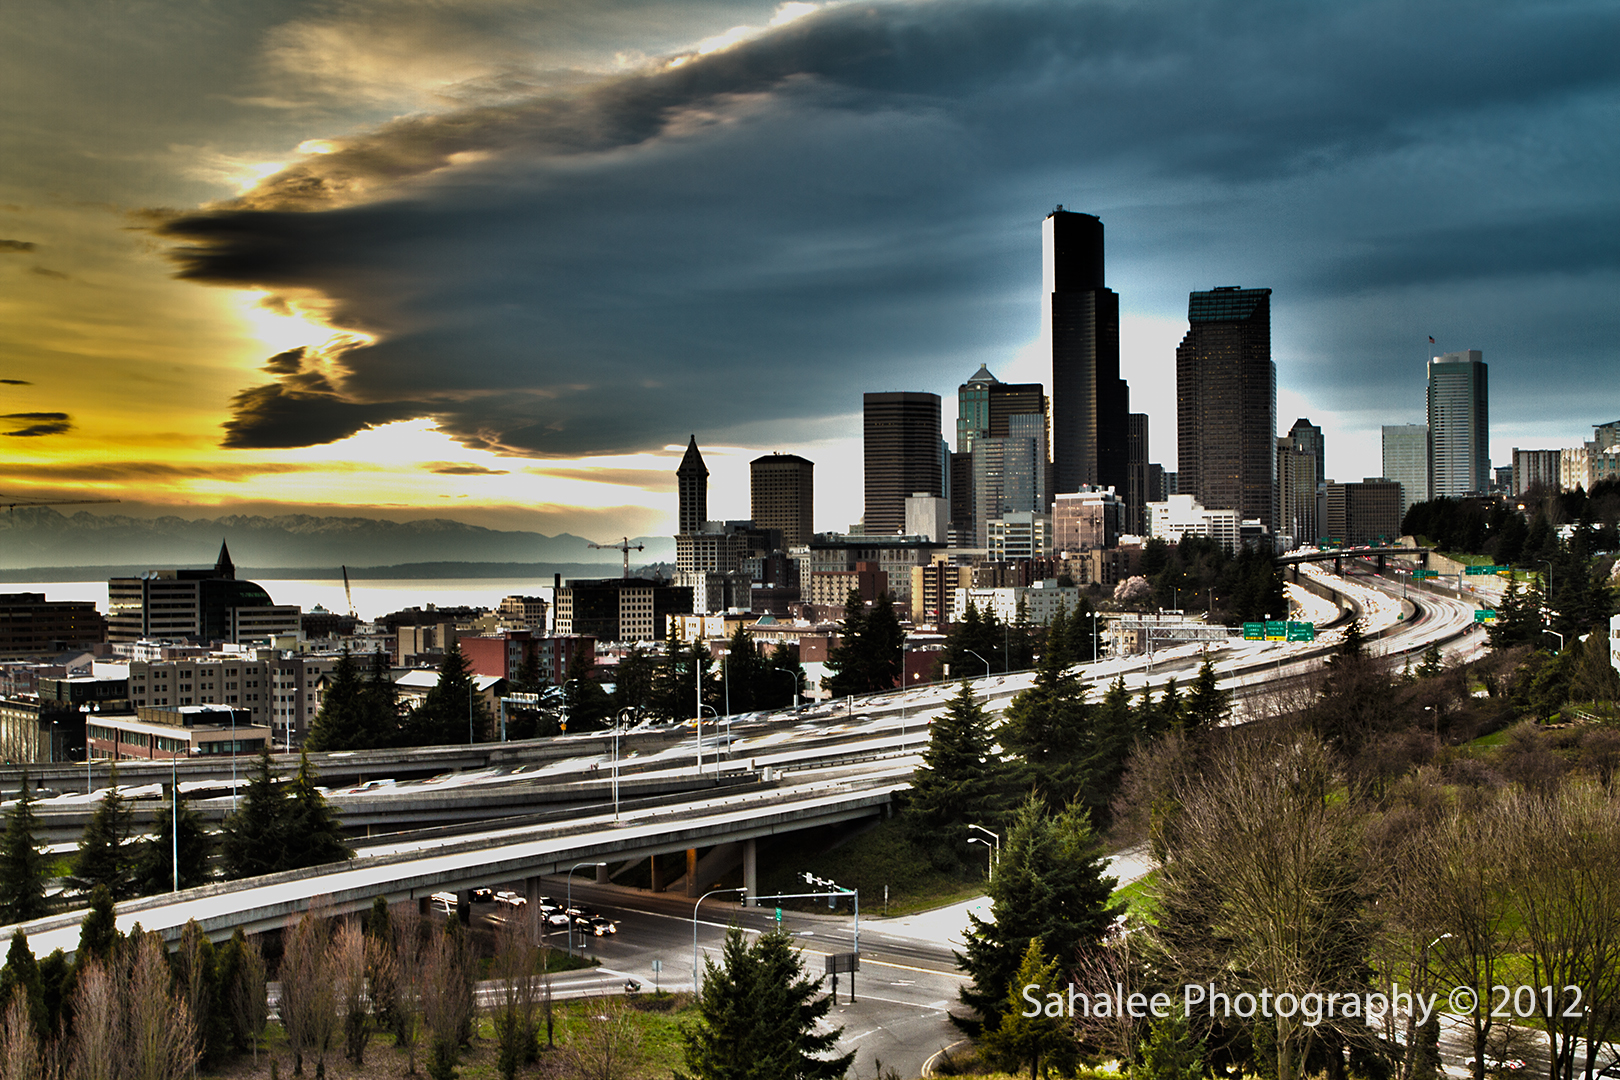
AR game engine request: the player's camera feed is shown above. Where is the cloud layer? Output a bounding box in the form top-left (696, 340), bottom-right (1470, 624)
top-left (156, 0), bottom-right (1620, 462)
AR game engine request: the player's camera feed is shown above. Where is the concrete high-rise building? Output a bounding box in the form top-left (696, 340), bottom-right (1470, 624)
top-left (107, 543), bottom-right (299, 645)
top-left (1427, 350), bottom-right (1489, 498)
top-left (972, 413), bottom-right (1047, 546)
top-left (1276, 435), bottom-right (1319, 547)
top-left (1126, 413), bottom-right (1150, 535)
top-left (677, 435), bottom-right (708, 535)
top-left (1176, 287), bottom-right (1277, 532)
top-left (863, 391), bottom-right (942, 536)
top-left (1287, 419), bottom-right (1324, 492)
top-left (750, 453), bottom-right (814, 549)
top-left (954, 365), bottom-right (1049, 544)
top-left (1044, 208), bottom-right (1128, 495)
top-left (1382, 424), bottom-right (1430, 517)
top-left (1323, 479), bottom-right (1404, 546)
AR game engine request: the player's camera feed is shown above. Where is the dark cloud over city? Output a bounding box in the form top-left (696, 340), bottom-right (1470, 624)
top-left (152, 0), bottom-right (1619, 462)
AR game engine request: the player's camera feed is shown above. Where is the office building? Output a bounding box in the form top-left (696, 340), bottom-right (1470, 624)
top-left (0, 594), bottom-right (105, 659)
top-left (985, 512), bottom-right (1053, 561)
top-left (1287, 419), bottom-right (1325, 493)
top-left (750, 453), bottom-right (814, 549)
top-left (1323, 479), bottom-right (1404, 546)
top-left (971, 413), bottom-right (1048, 545)
top-left (1511, 449), bottom-right (1561, 496)
top-left (1125, 413), bottom-right (1150, 535)
top-left (792, 533), bottom-right (945, 613)
top-left (1382, 424), bottom-right (1430, 517)
top-left (1176, 287), bottom-right (1277, 531)
top-left (1044, 209), bottom-right (1128, 495)
top-left (1559, 423), bottom-right (1620, 492)
top-left (1053, 487), bottom-right (1122, 551)
top-left (905, 494), bottom-right (950, 544)
top-left (955, 366), bottom-right (1050, 543)
top-left (107, 543), bottom-right (299, 645)
top-left (1146, 494), bottom-right (1241, 553)
top-left (863, 392), bottom-right (942, 535)
top-left (553, 578), bottom-right (692, 642)
top-left (1276, 435), bottom-right (1319, 547)
top-left (1427, 350), bottom-right (1489, 497)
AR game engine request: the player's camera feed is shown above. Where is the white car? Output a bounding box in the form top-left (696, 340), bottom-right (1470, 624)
top-left (495, 890), bottom-right (527, 909)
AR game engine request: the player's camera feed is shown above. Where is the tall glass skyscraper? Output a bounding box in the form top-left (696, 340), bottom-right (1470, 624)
top-left (1426, 351), bottom-right (1489, 498)
top-left (863, 391), bottom-right (942, 536)
top-left (1176, 287), bottom-right (1277, 531)
top-left (1381, 423), bottom-right (1430, 516)
top-left (1044, 208), bottom-right (1128, 495)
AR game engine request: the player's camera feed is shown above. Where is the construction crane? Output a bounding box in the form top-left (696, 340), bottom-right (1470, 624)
top-left (341, 565), bottom-right (357, 618)
top-left (1, 493), bottom-right (120, 514)
top-left (588, 536), bottom-right (645, 579)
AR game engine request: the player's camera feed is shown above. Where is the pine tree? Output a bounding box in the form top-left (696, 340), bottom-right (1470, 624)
top-left (361, 650), bottom-right (403, 746)
top-left (284, 753), bottom-right (354, 871)
top-left (956, 797), bottom-right (1122, 1035)
top-left (824, 591), bottom-right (904, 697)
top-left (982, 939), bottom-right (1071, 1079)
top-left (906, 682), bottom-right (1010, 863)
top-left (219, 747), bottom-right (290, 880)
top-left (563, 648), bottom-right (618, 730)
top-left (1182, 656), bottom-right (1230, 735)
top-left (66, 774), bottom-right (136, 900)
top-left (409, 642), bottom-right (489, 744)
top-left (132, 786), bottom-right (214, 895)
top-left (1079, 676), bottom-right (1139, 827)
top-left (0, 931), bottom-right (46, 1038)
top-left (677, 927), bottom-right (853, 1080)
top-left (763, 642), bottom-right (807, 710)
top-left (0, 771), bottom-right (49, 925)
top-left (75, 884), bottom-right (120, 966)
top-left (306, 650), bottom-right (368, 751)
top-left (1002, 637), bottom-right (1092, 810)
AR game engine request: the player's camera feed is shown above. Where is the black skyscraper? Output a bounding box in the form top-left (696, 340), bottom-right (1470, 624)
top-left (1176, 287), bottom-right (1276, 531)
top-left (864, 391), bottom-right (942, 536)
top-left (1045, 208), bottom-right (1128, 495)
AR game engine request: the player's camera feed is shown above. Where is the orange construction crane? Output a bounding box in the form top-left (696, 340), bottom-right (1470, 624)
top-left (588, 536), bottom-right (645, 579)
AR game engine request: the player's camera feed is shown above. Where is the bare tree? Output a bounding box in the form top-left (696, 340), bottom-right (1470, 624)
top-left (392, 902), bottom-right (427, 1074)
top-left (1064, 931), bottom-right (1146, 1067)
top-left (0, 995), bottom-right (43, 1080)
top-left (67, 958), bottom-right (125, 1080)
top-left (491, 914), bottom-right (543, 1079)
top-left (173, 920), bottom-right (215, 1066)
top-left (420, 924), bottom-right (474, 1080)
top-left (228, 934), bottom-right (269, 1068)
top-left (332, 920), bottom-right (374, 1066)
top-left (565, 995), bottom-right (646, 1080)
top-left (281, 905), bottom-right (337, 1076)
top-left (126, 933), bottom-right (198, 1080)
top-left (1500, 780), bottom-right (1620, 1080)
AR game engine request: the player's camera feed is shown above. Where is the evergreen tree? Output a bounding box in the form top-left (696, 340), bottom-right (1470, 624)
top-left (1182, 657), bottom-right (1230, 735)
top-left (1133, 1011), bottom-right (1206, 1080)
top-left (763, 642), bottom-right (807, 710)
top-left (824, 591), bottom-right (904, 697)
top-left (905, 682), bottom-right (1011, 865)
top-left (65, 774), bottom-right (136, 900)
top-left (956, 797), bottom-right (1122, 1035)
top-left (305, 649), bottom-right (366, 751)
top-left (219, 747), bottom-right (291, 880)
top-left (677, 927), bottom-right (853, 1080)
top-left (720, 624), bottom-right (766, 714)
top-left (1080, 676), bottom-right (1140, 827)
top-left (982, 939), bottom-right (1071, 1079)
top-left (75, 884), bottom-right (120, 966)
top-left (284, 752), bottom-right (355, 870)
top-left (133, 785), bottom-right (214, 895)
top-left (36, 948), bottom-right (70, 1041)
top-left (362, 649), bottom-right (403, 746)
top-left (613, 644), bottom-right (657, 723)
top-left (1002, 638), bottom-right (1092, 810)
top-left (0, 771), bottom-right (49, 925)
top-left (0, 931), bottom-right (46, 1038)
top-left (648, 638), bottom-right (710, 724)
top-left (1416, 643), bottom-right (1445, 679)
top-left (408, 642), bottom-right (489, 744)
top-left (1487, 576), bottom-right (1539, 649)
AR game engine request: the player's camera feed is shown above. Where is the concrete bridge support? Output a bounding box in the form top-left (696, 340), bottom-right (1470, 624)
top-left (743, 838), bottom-right (757, 906)
top-left (526, 876), bottom-right (544, 944)
top-left (685, 848), bottom-right (699, 897)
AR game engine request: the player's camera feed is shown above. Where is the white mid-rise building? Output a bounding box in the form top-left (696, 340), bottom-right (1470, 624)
top-left (1146, 494), bottom-right (1240, 552)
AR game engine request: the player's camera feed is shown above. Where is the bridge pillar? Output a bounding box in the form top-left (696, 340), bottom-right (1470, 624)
top-left (1334, 556), bottom-right (1343, 576)
top-left (457, 889), bottom-right (472, 926)
top-left (743, 838), bottom-right (757, 907)
top-left (1377, 554), bottom-right (1386, 575)
top-left (596, 863), bottom-right (610, 884)
top-left (685, 848), bottom-right (699, 897)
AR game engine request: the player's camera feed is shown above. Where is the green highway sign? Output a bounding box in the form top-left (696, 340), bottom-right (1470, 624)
top-left (1473, 609), bottom-right (1497, 623)
top-left (1264, 621), bottom-right (1287, 640)
top-left (1243, 623), bottom-right (1264, 640)
top-left (1286, 622), bottom-right (1317, 642)
top-left (1465, 565), bottom-right (1506, 575)
top-left (1413, 569), bottom-right (1439, 579)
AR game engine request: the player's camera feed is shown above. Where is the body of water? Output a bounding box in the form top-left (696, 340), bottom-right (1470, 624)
top-left (5, 578), bottom-right (555, 623)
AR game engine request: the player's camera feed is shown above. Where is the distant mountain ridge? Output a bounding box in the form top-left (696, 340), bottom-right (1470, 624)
top-left (0, 507), bottom-right (675, 572)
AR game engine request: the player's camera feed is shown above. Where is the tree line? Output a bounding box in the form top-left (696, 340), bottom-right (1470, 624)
top-left (0, 750), bottom-right (353, 924)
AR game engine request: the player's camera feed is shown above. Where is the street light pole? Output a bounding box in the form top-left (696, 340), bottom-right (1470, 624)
top-left (171, 755), bottom-right (179, 893)
top-left (692, 887), bottom-right (747, 990)
top-left (565, 861), bottom-right (607, 956)
top-left (967, 824), bottom-right (1000, 880)
top-left (964, 650), bottom-right (991, 680)
top-left (777, 666), bottom-right (803, 708)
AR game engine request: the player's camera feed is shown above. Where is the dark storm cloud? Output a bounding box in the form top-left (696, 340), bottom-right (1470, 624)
top-left (0, 380), bottom-right (29, 386)
top-left (159, 0), bottom-right (1620, 456)
top-left (0, 241), bottom-right (37, 254)
top-left (0, 460), bottom-right (310, 481)
top-left (426, 462), bottom-right (510, 475)
top-left (2, 412), bottom-right (73, 438)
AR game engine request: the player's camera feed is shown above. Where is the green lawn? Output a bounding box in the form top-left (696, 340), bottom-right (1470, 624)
top-left (755, 815), bottom-right (988, 918)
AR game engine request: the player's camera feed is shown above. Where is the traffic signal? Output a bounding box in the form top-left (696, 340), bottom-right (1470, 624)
top-left (738, 889), bottom-right (748, 907)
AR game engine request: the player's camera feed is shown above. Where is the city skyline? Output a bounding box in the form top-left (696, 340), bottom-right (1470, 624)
top-left (3, 0), bottom-right (1617, 546)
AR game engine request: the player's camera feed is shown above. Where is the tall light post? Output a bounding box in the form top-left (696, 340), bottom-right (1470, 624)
top-left (468, 677), bottom-right (475, 746)
top-left (565, 861), bottom-right (607, 956)
top-left (968, 824), bottom-right (999, 881)
top-left (693, 642), bottom-right (704, 774)
top-left (170, 754), bottom-right (179, 893)
top-left (776, 666), bottom-right (803, 709)
top-left (969, 837), bottom-right (994, 881)
top-left (692, 886), bottom-right (747, 990)
top-left (614, 707), bottom-right (636, 822)
top-left (1089, 610), bottom-right (1100, 663)
top-left (964, 649), bottom-right (991, 680)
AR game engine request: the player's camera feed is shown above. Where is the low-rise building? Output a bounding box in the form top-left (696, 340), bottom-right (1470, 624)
top-left (1147, 495), bottom-right (1240, 552)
